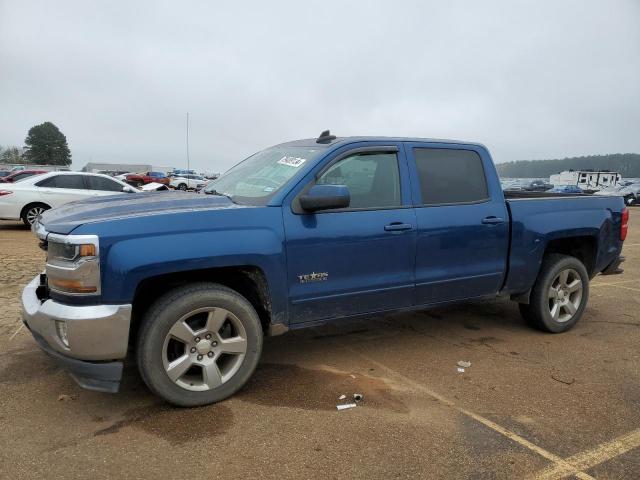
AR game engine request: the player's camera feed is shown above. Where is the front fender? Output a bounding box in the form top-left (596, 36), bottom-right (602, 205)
top-left (73, 207), bottom-right (288, 322)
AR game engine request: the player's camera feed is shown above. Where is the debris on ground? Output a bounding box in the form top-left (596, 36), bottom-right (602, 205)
top-left (338, 394), bottom-right (346, 400)
top-left (336, 403), bottom-right (357, 411)
top-left (551, 374), bottom-right (575, 385)
top-left (353, 393), bottom-right (363, 402)
top-left (457, 367), bottom-right (465, 373)
top-left (349, 374), bottom-right (356, 379)
top-left (57, 394), bottom-right (76, 402)
top-left (457, 360), bottom-right (471, 368)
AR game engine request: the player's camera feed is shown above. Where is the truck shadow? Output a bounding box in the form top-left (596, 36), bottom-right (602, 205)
top-left (117, 297), bottom-right (529, 407)
top-left (4, 297), bottom-right (532, 446)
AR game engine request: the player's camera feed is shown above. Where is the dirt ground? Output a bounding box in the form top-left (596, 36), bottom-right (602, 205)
top-left (1, 211), bottom-right (638, 479)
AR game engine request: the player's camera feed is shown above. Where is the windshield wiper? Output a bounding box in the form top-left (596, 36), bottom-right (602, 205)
top-left (205, 189), bottom-right (236, 203)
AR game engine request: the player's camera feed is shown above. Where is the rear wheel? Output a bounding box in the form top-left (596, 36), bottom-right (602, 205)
top-left (21, 203), bottom-right (49, 226)
top-left (136, 283), bottom-right (263, 407)
top-left (519, 254), bottom-right (589, 333)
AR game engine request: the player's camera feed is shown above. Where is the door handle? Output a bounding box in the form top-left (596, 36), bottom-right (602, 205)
top-left (384, 222), bottom-right (413, 232)
top-left (481, 216), bottom-right (505, 225)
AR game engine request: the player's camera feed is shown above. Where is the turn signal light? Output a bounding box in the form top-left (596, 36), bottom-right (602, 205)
top-left (79, 244), bottom-right (96, 257)
top-left (0, 190), bottom-right (13, 196)
top-left (621, 208), bottom-right (629, 241)
top-left (48, 277), bottom-right (98, 294)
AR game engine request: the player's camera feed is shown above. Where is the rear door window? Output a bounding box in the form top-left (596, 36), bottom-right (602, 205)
top-left (413, 148), bottom-right (488, 205)
top-left (36, 175), bottom-right (86, 189)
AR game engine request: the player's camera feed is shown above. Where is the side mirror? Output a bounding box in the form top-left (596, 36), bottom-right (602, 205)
top-left (299, 184), bottom-right (350, 212)
top-left (122, 185), bottom-right (137, 193)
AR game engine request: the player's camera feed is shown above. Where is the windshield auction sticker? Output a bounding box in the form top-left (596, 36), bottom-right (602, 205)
top-left (277, 156), bottom-right (306, 168)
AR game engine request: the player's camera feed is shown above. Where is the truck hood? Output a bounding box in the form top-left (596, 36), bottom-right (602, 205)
top-left (39, 191), bottom-right (244, 234)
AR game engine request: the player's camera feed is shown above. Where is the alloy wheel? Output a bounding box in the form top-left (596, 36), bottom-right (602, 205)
top-left (548, 268), bottom-right (583, 323)
top-left (26, 207), bottom-right (45, 225)
top-left (162, 307), bottom-right (248, 391)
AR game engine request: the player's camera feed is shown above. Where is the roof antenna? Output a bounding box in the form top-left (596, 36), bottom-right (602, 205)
top-left (316, 129), bottom-right (337, 144)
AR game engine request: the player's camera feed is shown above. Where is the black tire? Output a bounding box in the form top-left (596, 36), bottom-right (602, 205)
top-left (21, 203), bottom-right (50, 226)
top-left (519, 254), bottom-right (589, 333)
top-left (136, 283), bottom-right (263, 407)
top-left (178, 183), bottom-right (187, 191)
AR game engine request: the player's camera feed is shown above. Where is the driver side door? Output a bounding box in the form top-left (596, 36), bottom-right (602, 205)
top-left (282, 144), bottom-right (417, 324)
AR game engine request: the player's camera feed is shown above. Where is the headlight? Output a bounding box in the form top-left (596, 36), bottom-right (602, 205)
top-left (46, 234), bottom-right (100, 295)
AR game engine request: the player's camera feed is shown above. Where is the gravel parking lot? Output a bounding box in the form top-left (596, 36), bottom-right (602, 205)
top-left (1, 211), bottom-right (638, 479)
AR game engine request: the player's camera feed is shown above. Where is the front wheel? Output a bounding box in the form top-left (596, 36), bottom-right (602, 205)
top-left (22, 203), bottom-right (49, 226)
top-left (178, 183), bottom-right (187, 191)
top-left (136, 283), bottom-right (263, 407)
top-left (519, 254), bottom-right (589, 333)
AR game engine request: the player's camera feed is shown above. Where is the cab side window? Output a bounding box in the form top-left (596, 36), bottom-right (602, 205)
top-left (316, 152), bottom-right (401, 209)
top-left (413, 148), bottom-right (488, 205)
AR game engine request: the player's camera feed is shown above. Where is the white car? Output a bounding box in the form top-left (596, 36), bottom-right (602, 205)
top-left (0, 171), bottom-right (136, 226)
top-left (170, 174), bottom-right (207, 191)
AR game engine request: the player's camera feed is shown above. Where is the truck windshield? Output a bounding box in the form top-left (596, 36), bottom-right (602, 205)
top-left (204, 146), bottom-right (324, 204)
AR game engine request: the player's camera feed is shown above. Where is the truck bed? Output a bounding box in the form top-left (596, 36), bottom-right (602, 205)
top-left (504, 190), bottom-right (590, 199)
top-left (503, 193), bottom-right (625, 295)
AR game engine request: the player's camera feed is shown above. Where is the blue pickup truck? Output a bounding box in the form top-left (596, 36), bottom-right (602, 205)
top-left (22, 132), bottom-right (629, 406)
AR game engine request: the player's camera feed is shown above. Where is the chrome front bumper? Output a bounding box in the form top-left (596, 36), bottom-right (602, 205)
top-left (21, 274), bottom-right (132, 392)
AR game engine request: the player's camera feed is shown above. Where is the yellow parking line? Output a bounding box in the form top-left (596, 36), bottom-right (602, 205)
top-left (593, 283), bottom-right (640, 293)
top-left (532, 428), bottom-right (640, 479)
top-left (591, 279), bottom-right (638, 287)
top-left (617, 285), bottom-right (640, 293)
top-left (346, 347), bottom-right (595, 480)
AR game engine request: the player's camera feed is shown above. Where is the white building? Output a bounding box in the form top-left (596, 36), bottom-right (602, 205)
top-left (550, 170), bottom-right (621, 190)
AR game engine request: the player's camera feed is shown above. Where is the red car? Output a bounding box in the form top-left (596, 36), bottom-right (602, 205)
top-left (125, 171), bottom-right (170, 187)
top-left (0, 170), bottom-right (47, 183)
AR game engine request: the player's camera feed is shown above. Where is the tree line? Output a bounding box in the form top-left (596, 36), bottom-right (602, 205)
top-left (497, 154), bottom-right (640, 178)
top-left (1, 122), bottom-right (71, 166)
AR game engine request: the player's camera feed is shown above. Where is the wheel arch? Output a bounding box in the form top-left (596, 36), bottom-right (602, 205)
top-left (543, 235), bottom-right (597, 277)
top-left (130, 266), bottom-right (273, 347)
top-left (511, 235), bottom-right (597, 304)
top-left (20, 201), bottom-right (51, 220)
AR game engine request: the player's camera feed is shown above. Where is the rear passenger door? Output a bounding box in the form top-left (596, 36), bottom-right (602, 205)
top-left (35, 174), bottom-right (94, 207)
top-left (405, 144), bottom-right (509, 305)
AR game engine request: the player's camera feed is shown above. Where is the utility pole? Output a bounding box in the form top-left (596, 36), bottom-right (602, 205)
top-left (186, 112), bottom-right (190, 173)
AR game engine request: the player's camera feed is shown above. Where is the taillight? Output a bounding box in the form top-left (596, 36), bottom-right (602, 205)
top-left (621, 208), bottom-right (629, 241)
top-left (0, 190), bottom-right (13, 196)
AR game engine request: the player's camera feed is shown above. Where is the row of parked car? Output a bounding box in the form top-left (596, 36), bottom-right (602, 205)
top-left (502, 178), bottom-right (640, 205)
top-left (594, 181), bottom-right (640, 206)
top-left (0, 168), bottom-right (219, 226)
top-left (0, 171), bottom-right (140, 225)
top-left (90, 169), bottom-right (213, 191)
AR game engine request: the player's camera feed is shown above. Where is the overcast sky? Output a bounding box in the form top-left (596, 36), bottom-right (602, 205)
top-left (1, 0), bottom-right (639, 172)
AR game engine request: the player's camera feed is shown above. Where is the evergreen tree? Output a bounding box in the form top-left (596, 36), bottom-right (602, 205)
top-left (1, 146), bottom-right (23, 164)
top-left (23, 122), bottom-right (71, 165)
top-left (497, 154), bottom-right (640, 178)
